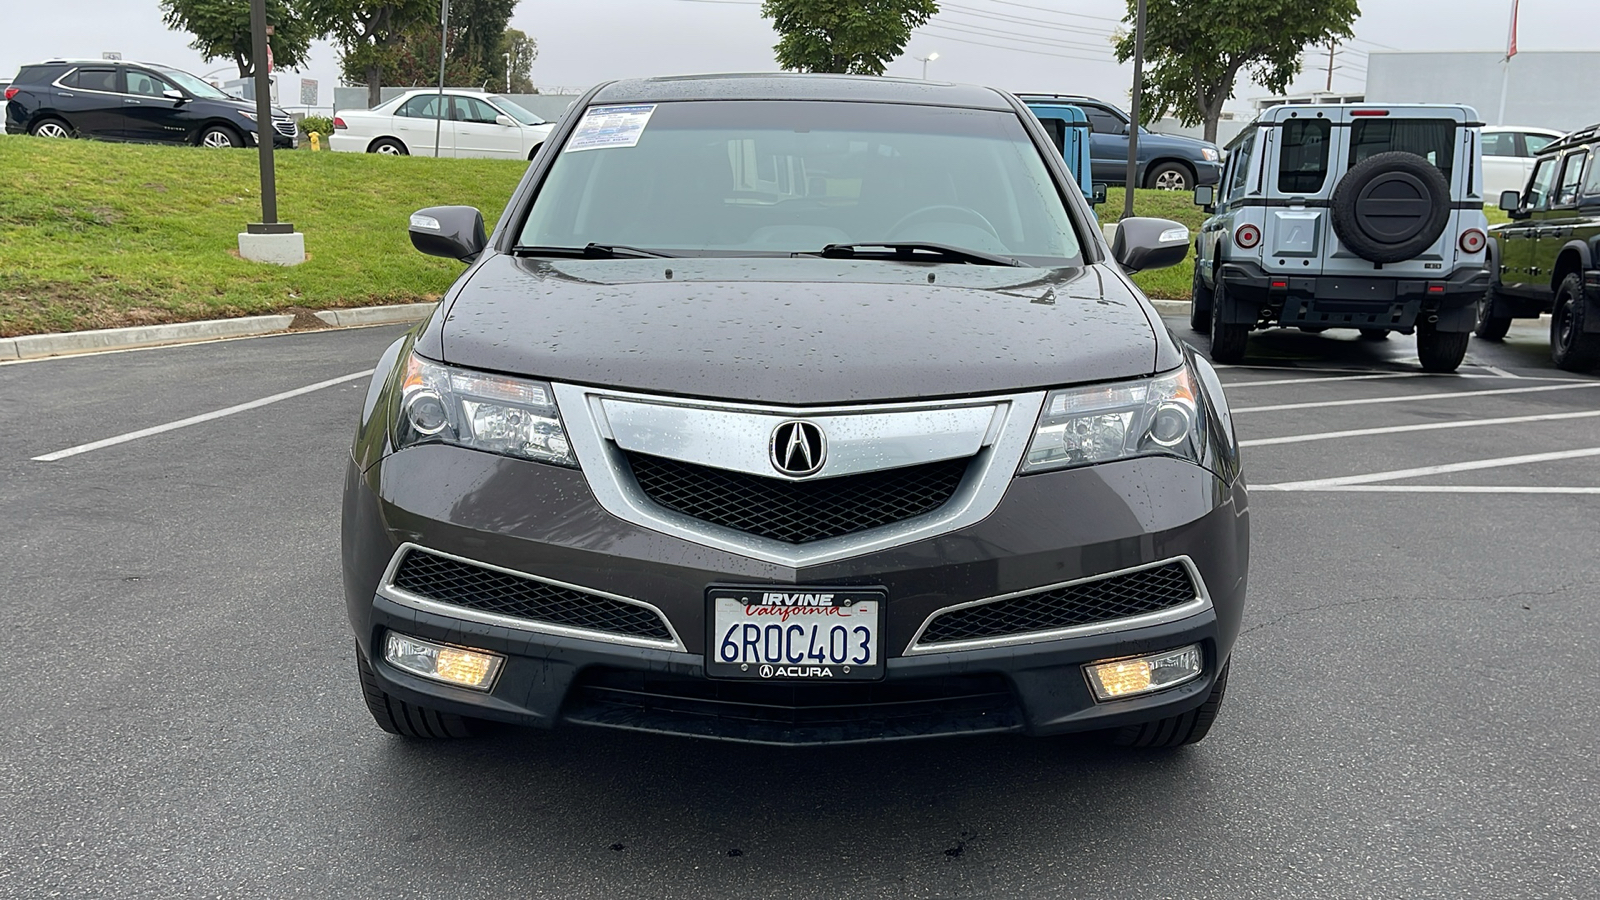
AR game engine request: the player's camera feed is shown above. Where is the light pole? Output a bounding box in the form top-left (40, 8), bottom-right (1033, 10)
top-left (434, 0), bottom-right (448, 158)
top-left (1122, 0), bottom-right (1145, 221)
top-left (916, 52), bottom-right (939, 79)
top-left (503, 52), bottom-right (512, 93)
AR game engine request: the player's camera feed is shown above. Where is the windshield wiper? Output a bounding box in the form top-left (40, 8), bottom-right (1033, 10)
top-left (804, 241), bottom-right (1024, 267)
top-left (511, 243), bottom-right (677, 259)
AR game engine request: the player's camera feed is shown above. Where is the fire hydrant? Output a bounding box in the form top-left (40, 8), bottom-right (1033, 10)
top-left (309, 131), bottom-right (321, 151)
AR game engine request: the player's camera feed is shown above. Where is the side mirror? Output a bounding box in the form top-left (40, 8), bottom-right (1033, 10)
top-left (163, 88), bottom-right (185, 102)
top-left (1499, 190), bottom-right (1522, 213)
top-left (1091, 183), bottom-right (1108, 205)
top-left (1193, 185), bottom-right (1215, 209)
top-left (495, 114), bottom-right (515, 127)
top-left (1113, 217), bottom-right (1190, 273)
top-left (409, 206), bottom-right (486, 262)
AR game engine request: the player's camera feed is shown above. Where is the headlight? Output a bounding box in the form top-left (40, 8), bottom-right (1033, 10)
top-left (238, 110), bottom-right (257, 121)
top-left (1200, 147), bottom-right (1220, 162)
top-left (1022, 365), bottom-right (1203, 473)
top-left (394, 353), bottom-right (576, 467)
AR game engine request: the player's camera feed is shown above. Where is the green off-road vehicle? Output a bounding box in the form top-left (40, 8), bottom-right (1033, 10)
top-left (1479, 122), bottom-right (1600, 371)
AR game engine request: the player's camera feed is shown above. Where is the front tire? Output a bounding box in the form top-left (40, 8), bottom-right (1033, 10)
top-left (1189, 256), bottom-right (1213, 334)
top-left (1146, 162), bottom-right (1191, 191)
top-left (1550, 273), bottom-right (1600, 371)
top-left (357, 648), bottom-right (477, 738)
top-left (199, 125), bottom-right (243, 148)
top-left (30, 117), bottom-right (73, 138)
top-left (1106, 663), bottom-right (1229, 748)
top-left (1209, 279), bottom-right (1249, 364)
top-left (1416, 323), bottom-right (1470, 372)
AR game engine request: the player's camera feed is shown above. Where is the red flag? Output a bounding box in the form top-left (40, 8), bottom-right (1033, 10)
top-left (1506, 0), bottom-right (1519, 60)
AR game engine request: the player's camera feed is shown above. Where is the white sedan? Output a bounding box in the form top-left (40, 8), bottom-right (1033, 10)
top-left (330, 89), bottom-right (554, 160)
top-left (1481, 126), bottom-right (1565, 198)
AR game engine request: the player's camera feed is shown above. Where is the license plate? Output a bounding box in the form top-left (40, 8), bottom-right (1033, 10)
top-left (705, 586), bottom-right (885, 681)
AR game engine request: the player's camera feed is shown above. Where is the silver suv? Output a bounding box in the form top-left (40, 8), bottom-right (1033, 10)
top-left (1190, 104), bottom-right (1491, 372)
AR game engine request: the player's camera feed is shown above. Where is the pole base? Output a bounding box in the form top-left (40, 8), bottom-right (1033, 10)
top-left (238, 230), bottom-right (306, 266)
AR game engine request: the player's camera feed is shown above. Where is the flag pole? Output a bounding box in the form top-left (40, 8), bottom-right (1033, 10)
top-left (1496, 0), bottom-right (1518, 126)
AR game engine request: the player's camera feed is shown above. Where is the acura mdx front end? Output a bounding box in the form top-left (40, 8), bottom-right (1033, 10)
top-left (341, 74), bottom-right (1248, 749)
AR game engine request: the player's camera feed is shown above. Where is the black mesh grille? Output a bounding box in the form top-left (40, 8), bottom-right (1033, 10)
top-left (564, 667), bottom-right (1022, 744)
top-left (917, 563), bottom-right (1198, 645)
top-left (623, 453), bottom-right (970, 544)
top-left (391, 550), bottom-right (673, 641)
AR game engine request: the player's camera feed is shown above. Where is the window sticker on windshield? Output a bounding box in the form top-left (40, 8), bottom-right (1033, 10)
top-left (565, 104), bottom-right (657, 152)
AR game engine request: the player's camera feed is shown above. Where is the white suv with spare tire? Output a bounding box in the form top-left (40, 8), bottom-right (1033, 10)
top-left (1190, 104), bottom-right (1490, 372)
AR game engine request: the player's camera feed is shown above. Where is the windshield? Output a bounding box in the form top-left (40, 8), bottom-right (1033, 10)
top-left (518, 100), bottom-right (1081, 264)
top-left (153, 66), bottom-right (231, 100)
top-left (489, 95), bottom-right (544, 126)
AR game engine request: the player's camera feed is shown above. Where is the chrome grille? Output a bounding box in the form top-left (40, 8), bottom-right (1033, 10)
top-left (916, 562), bottom-right (1199, 646)
top-left (389, 549), bottom-right (673, 641)
top-left (272, 117), bottom-right (296, 137)
top-left (623, 452), bottom-right (970, 545)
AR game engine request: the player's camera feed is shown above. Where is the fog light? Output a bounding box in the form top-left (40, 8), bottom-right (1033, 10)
top-left (1084, 644), bottom-right (1203, 701)
top-left (383, 632), bottom-right (504, 691)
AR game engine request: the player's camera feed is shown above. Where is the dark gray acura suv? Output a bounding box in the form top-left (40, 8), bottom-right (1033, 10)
top-left (342, 74), bottom-right (1249, 749)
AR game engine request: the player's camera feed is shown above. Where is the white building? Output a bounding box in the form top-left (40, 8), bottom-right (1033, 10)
top-left (1364, 50), bottom-right (1600, 133)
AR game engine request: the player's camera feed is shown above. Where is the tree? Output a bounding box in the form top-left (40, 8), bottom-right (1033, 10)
top-left (159, 0), bottom-right (315, 78)
top-left (376, 0), bottom-right (519, 90)
top-left (304, 0), bottom-right (436, 107)
top-left (499, 28), bottom-right (538, 93)
top-left (1113, 0), bottom-right (1359, 143)
top-left (761, 0), bottom-right (937, 76)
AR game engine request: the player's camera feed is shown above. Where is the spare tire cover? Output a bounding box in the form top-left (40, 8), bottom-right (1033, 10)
top-left (1329, 151), bottom-right (1452, 264)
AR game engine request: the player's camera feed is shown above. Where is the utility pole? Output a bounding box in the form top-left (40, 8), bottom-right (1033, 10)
top-left (1326, 43), bottom-right (1336, 92)
top-left (504, 52), bottom-right (512, 93)
top-left (434, 0), bottom-right (449, 158)
top-left (1122, 0), bottom-right (1145, 220)
top-left (238, 0), bottom-right (302, 265)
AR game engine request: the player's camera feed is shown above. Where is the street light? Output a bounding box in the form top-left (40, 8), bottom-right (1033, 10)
top-left (916, 51), bottom-right (939, 80)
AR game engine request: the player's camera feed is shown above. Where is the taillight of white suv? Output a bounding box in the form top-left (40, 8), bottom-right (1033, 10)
top-left (1234, 224), bottom-right (1261, 249)
top-left (1459, 228), bottom-right (1486, 254)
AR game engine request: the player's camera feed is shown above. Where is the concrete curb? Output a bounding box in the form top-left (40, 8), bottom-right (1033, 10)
top-left (2, 303), bottom-right (437, 362)
top-left (1150, 298), bottom-right (1190, 315)
top-left (314, 303), bottom-right (437, 327)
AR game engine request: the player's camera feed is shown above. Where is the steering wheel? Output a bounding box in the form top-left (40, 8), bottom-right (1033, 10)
top-left (887, 205), bottom-right (1000, 239)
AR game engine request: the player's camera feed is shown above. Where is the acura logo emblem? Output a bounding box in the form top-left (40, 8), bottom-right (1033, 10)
top-left (770, 420), bottom-right (826, 477)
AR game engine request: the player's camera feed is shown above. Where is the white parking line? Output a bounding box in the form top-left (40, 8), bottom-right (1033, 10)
top-left (1220, 373), bottom-right (1430, 388)
top-left (1233, 381), bottom-right (1600, 413)
top-left (1271, 485), bottom-right (1600, 494)
top-left (1239, 410), bottom-right (1600, 448)
top-left (32, 371), bottom-right (370, 462)
top-left (1253, 446), bottom-right (1600, 491)
top-left (1481, 366), bottom-right (1521, 379)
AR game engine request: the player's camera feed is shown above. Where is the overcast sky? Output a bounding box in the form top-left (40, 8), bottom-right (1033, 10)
top-left (1, 0), bottom-right (1587, 113)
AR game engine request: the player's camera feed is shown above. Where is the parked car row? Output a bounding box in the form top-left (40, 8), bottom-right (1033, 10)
top-left (3, 58), bottom-right (295, 148)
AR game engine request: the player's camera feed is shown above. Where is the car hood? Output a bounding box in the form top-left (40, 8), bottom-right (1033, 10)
top-left (430, 255), bottom-right (1167, 406)
top-left (1143, 131), bottom-right (1217, 153)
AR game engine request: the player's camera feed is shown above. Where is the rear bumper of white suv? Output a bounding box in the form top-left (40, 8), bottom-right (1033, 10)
top-left (1217, 261), bottom-right (1490, 331)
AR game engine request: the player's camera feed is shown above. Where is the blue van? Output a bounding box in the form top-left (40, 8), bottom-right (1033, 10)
top-left (1022, 100), bottom-right (1102, 207)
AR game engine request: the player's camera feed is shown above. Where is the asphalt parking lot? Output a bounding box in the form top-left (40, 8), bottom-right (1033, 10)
top-left (2, 316), bottom-right (1597, 899)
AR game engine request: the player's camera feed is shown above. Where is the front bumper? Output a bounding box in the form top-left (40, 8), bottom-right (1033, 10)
top-left (343, 445), bottom-right (1248, 745)
top-left (1218, 260), bottom-right (1489, 332)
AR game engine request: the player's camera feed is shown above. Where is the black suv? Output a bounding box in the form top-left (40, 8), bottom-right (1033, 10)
top-left (1480, 122), bottom-right (1600, 370)
top-left (4, 59), bottom-right (295, 149)
top-left (1016, 93), bottom-right (1222, 191)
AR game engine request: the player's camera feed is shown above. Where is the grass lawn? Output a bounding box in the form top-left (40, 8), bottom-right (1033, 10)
top-left (0, 138), bottom-right (525, 337)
